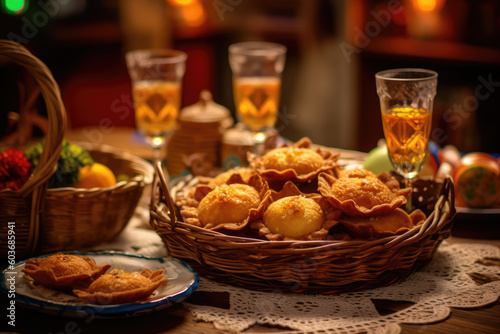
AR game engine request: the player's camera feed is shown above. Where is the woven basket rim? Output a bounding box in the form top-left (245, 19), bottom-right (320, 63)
top-left (152, 208), bottom-right (448, 252)
top-left (0, 40), bottom-right (66, 197)
top-left (152, 174), bottom-right (455, 252)
top-left (150, 156), bottom-right (456, 293)
top-left (44, 142), bottom-right (154, 193)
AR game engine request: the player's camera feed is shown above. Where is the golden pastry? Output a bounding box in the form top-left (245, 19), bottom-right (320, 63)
top-left (264, 196), bottom-right (324, 239)
top-left (207, 167), bottom-right (255, 188)
top-left (318, 172), bottom-right (411, 216)
top-left (340, 208), bottom-right (426, 239)
top-left (197, 184), bottom-right (260, 229)
top-left (250, 181), bottom-right (340, 241)
top-left (73, 269), bottom-right (166, 305)
top-left (261, 147), bottom-right (324, 175)
top-left (339, 168), bottom-right (376, 179)
top-left (22, 253), bottom-right (110, 291)
top-left (180, 173), bottom-right (269, 231)
top-left (248, 137), bottom-right (340, 184)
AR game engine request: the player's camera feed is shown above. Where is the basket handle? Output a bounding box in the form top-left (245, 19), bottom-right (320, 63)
top-left (152, 162), bottom-right (178, 227)
top-left (0, 40), bottom-right (66, 196)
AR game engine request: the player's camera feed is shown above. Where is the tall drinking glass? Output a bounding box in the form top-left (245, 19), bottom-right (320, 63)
top-left (229, 42), bottom-right (286, 150)
top-left (126, 49), bottom-right (187, 166)
top-left (375, 68), bottom-right (438, 211)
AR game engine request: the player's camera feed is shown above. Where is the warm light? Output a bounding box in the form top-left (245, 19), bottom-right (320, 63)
top-left (168, 0), bottom-right (194, 7)
top-left (152, 137), bottom-right (164, 147)
top-left (415, 0), bottom-right (437, 11)
top-left (255, 132), bottom-right (266, 143)
top-left (167, 0), bottom-right (206, 28)
top-left (181, 1), bottom-right (205, 27)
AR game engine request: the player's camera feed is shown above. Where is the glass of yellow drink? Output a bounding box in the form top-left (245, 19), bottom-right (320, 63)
top-left (126, 49), bottom-right (187, 165)
top-left (376, 68), bottom-right (438, 210)
top-left (229, 42), bottom-right (286, 149)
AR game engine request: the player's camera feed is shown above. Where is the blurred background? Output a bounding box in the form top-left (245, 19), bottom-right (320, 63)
top-left (1, 0), bottom-right (499, 154)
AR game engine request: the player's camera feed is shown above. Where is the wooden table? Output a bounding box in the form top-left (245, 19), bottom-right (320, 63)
top-left (3, 129), bottom-right (498, 333)
top-left (65, 126), bottom-right (159, 162)
top-left (2, 235), bottom-right (499, 334)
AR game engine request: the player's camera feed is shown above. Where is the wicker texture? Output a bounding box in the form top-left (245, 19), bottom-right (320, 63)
top-left (38, 143), bottom-right (153, 253)
top-left (0, 40), bottom-right (66, 258)
top-left (151, 163), bottom-right (456, 294)
top-left (0, 40), bottom-right (154, 258)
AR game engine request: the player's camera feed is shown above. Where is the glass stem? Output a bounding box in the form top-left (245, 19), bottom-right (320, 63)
top-left (405, 177), bottom-right (413, 212)
top-left (152, 146), bottom-right (161, 167)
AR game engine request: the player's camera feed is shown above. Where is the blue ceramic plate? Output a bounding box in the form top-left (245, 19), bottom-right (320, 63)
top-left (0, 251), bottom-right (199, 318)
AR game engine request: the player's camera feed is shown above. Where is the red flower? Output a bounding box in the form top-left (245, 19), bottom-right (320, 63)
top-left (0, 148), bottom-right (32, 191)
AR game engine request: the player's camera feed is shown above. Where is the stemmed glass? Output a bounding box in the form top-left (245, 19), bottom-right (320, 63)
top-left (375, 68), bottom-right (438, 211)
top-left (228, 42), bottom-right (286, 152)
top-left (126, 49), bottom-right (187, 167)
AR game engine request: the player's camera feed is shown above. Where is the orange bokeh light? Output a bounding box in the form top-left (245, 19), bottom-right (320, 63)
top-left (167, 0), bottom-right (206, 28)
top-left (415, 0), bottom-right (437, 11)
top-left (168, 0), bottom-right (194, 6)
top-left (181, 1), bottom-right (206, 27)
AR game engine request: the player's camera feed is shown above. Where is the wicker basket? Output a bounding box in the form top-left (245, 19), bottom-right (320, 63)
top-left (150, 163), bottom-right (456, 294)
top-left (38, 143), bottom-right (153, 253)
top-left (0, 40), bottom-right (153, 258)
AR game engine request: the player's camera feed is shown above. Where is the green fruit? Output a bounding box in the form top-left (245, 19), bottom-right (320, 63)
top-left (363, 145), bottom-right (393, 174)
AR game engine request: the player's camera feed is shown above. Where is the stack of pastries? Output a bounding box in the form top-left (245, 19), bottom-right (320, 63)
top-left (176, 138), bottom-right (427, 241)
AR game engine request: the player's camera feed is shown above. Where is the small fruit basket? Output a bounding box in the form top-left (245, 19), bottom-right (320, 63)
top-left (0, 40), bottom-right (153, 258)
top-left (37, 143), bottom-right (153, 253)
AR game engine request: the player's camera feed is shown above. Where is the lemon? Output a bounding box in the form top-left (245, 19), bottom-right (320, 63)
top-left (75, 163), bottom-right (117, 189)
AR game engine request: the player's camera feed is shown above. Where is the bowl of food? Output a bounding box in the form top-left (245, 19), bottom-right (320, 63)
top-left (38, 142), bottom-right (154, 253)
top-left (150, 138), bottom-right (455, 294)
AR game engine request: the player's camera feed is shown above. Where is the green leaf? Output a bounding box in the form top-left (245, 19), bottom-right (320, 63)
top-left (26, 139), bottom-right (94, 188)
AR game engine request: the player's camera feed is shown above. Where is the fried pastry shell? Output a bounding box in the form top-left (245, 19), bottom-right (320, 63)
top-left (339, 168), bottom-right (376, 179)
top-left (206, 167), bottom-right (255, 188)
top-left (22, 253), bottom-right (110, 291)
top-left (198, 184), bottom-right (260, 228)
top-left (250, 181), bottom-right (341, 241)
top-left (340, 208), bottom-right (427, 239)
top-left (318, 172), bottom-right (411, 216)
top-left (248, 137), bottom-right (340, 183)
top-left (179, 173), bottom-right (270, 231)
top-left (73, 268), bottom-right (166, 305)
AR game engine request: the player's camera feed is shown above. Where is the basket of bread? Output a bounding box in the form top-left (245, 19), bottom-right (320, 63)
top-left (0, 40), bottom-right (153, 258)
top-left (150, 137), bottom-right (456, 293)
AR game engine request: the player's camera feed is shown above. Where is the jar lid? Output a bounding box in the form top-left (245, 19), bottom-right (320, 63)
top-left (222, 124), bottom-right (256, 146)
top-left (180, 90), bottom-right (233, 126)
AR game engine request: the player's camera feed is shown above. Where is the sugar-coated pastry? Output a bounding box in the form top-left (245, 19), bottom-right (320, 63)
top-left (250, 181), bottom-right (340, 241)
top-left (318, 172), bottom-right (411, 216)
top-left (197, 184), bottom-right (261, 229)
top-left (207, 167), bottom-right (255, 188)
top-left (179, 173), bottom-right (269, 231)
top-left (248, 137), bottom-right (340, 183)
top-left (339, 168), bottom-right (376, 179)
top-left (263, 196), bottom-right (324, 239)
top-left (261, 147), bottom-right (324, 175)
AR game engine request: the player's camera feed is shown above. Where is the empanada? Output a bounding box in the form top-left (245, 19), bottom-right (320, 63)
top-left (73, 268), bottom-right (166, 305)
top-left (22, 253), bottom-right (110, 291)
top-left (318, 172), bottom-right (411, 216)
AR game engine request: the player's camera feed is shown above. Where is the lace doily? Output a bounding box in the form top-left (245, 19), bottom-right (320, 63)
top-left (185, 242), bottom-right (500, 334)
top-left (90, 218), bottom-right (500, 334)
